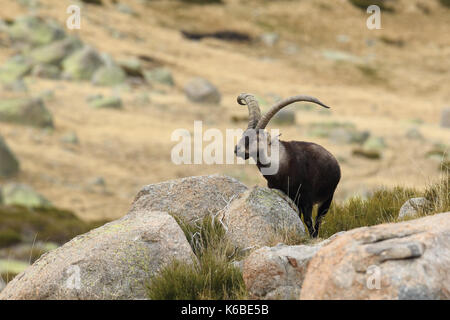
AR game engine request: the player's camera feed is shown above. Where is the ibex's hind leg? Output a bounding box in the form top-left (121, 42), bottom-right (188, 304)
top-left (312, 196), bottom-right (333, 238)
top-left (300, 202), bottom-right (314, 237)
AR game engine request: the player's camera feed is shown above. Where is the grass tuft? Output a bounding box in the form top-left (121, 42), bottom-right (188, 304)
top-left (319, 174), bottom-right (450, 238)
top-left (147, 216), bottom-right (248, 300)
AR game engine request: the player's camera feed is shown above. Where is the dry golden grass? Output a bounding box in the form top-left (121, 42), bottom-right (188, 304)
top-left (0, 0), bottom-right (449, 221)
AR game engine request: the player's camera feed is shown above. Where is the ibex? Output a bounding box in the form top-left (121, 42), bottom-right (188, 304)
top-left (234, 93), bottom-right (341, 237)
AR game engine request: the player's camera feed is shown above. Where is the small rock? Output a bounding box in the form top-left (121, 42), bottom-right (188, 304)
top-left (88, 176), bottom-right (106, 187)
top-left (184, 77), bottom-right (221, 104)
top-left (118, 58), bottom-right (143, 77)
top-left (0, 135), bottom-right (20, 178)
top-left (398, 197), bottom-right (431, 219)
top-left (1, 183), bottom-right (52, 208)
top-left (271, 108), bottom-right (295, 125)
top-left (0, 55), bottom-right (33, 85)
top-left (144, 68), bottom-right (174, 86)
top-left (62, 46), bottom-right (104, 80)
top-left (0, 97), bottom-right (53, 128)
top-left (440, 107), bottom-right (450, 128)
top-left (116, 3), bottom-right (136, 15)
top-left (405, 127), bottom-right (424, 140)
top-left (29, 37), bottom-right (82, 66)
top-left (322, 50), bottom-right (365, 64)
top-left (91, 65), bottom-right (126, 86)
top-left (7, 16), bottom-right (65, 48)
top-left (362, 136), bottom-right (386, 151)
top-left (88, 96), bottom-right (122, 109)
top-left (260, 33), bottom-right (279, 47)
top-left (60, 131), bottom-right (79, 145)
top-left (31, 64), bottom-right (60, 79)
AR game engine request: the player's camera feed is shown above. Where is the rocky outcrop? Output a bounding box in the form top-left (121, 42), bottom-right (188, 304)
top-left (0, 211), bottom-right (194, 300)
top-left (300, 212), bottom-right (450, 300)
top-left (131, 174), bottom-right (248, 223)
top-left (243, 243), bottom-right (322, 299)
top-left (0, 136), bottom-right (20, 178)
top-left (220, 186), bottom-right (306, 249)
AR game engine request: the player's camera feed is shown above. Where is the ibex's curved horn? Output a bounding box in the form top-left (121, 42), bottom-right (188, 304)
top-left (237, 93), bottom-right (262, 129)
top-left (256, 95), bottom-right (330, 129)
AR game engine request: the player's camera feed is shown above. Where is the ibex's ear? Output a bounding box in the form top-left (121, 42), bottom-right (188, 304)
top-left (269, 133), bottom-right (281, 145)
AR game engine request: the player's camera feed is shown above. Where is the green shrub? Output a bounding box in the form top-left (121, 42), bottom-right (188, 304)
top-left (147, 216), bottom-right (247, 300)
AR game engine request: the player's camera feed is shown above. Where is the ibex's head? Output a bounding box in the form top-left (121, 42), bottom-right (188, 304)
top-left (234, 93), bottom-right (330, 161)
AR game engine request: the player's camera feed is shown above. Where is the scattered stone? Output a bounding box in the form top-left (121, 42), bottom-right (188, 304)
top-left (60, 131), bottom-right (79, 145)
top-left (184, 77), bottom-right (221, 104)
top-left (88, 176), bottom-right (106, 187)
top-left (260, 33), bottom-right (279, 47)
top-left (271, 108), bottom-right (295, 125)
top-left (29, 37), bottom-right (82, 66)
top-left (2, 80), bottom-right (28, 92)
top-left (440, 107), bottom-right (450, 128)
top-left (322, 50), bottom-right (368, 64)
top-left (220, 186), bottom-right (306, 249)
top-left (62, 46), bottom-right (104, 80)
top-left (336, 34), bottom-right (350, 43)
top-left (7, 16), bottom-right (65, 48)
top-left (1, 183), bottom-right (52, 208)
top-left (31, 64), bottom-right (60, 79)
top-left (0, 211), bottom-right (194, 300)
top-left (398, 197), bottom-right (431, 219)
top-left (243, 242), bottom-right (324, 299)
top-left (0, 135), bottom-right (20, 178)
top-left (363, 136), bottom-right (386, 151)
top-left (405, 127), bottom-right (424, 140)
top-left (144, 68), bottom-right (174, 86)
top-left (116, 3), bottom-right (136, 15)
top-left (88, 96), bottom-right (122, 109)
top-left (91, 65), bottom-right (126, 86)
top-left (300, 212), bottom-right (450, 300)
top-left (118, 58), bottom-right (143, 77)
top-left (329, 128), bottom-right (370, 144)
top-left (283, 43), bottom-right (300, 55)
top-left (0, 97), bottom-right (53, 128)
top-left (0, 55), bottom-right (33, 85)
top-left (131, 174), bottom-right (248, 224)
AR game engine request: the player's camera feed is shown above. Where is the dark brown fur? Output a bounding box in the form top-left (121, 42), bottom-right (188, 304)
top-left (259, 140), bottom-right (341, 237)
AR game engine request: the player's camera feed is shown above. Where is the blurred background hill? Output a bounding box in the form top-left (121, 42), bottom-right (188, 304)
top-left (0, 0), bottom-right (449, 224)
